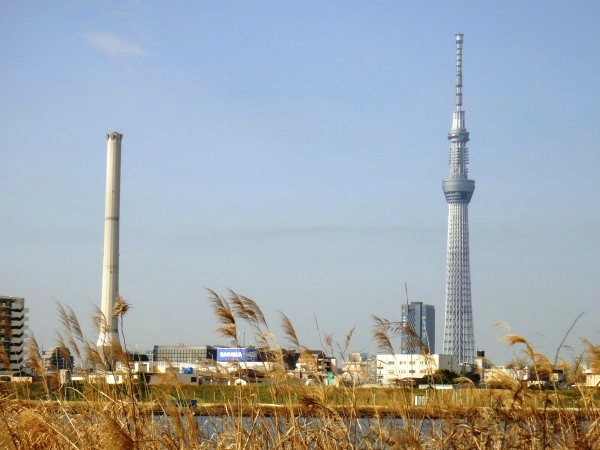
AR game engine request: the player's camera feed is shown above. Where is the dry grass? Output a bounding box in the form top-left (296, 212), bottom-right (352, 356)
top-left (1, 291), bottom-right (598, 449)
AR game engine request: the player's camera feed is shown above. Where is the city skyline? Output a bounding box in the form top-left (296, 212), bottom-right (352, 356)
top-left (1, 2), bottom-right (599, 364)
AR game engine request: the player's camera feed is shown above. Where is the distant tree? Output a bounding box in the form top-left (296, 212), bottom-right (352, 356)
top-left (437, 369), bottom-right (460, 384)
top-left (463, 370), bottom-right (480, 385)
top-left (416, 369), bottom-right (460, 385)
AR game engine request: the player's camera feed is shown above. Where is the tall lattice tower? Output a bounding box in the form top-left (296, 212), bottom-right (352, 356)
top-left (442, 33), bottom-right (475, 364)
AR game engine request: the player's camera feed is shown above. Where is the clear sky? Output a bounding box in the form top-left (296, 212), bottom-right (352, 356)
top-left (1, 1), bottom-right (599, 365)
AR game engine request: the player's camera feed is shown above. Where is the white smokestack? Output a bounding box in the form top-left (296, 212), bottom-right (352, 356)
top-left (97, 131), bottom-right (122, 350)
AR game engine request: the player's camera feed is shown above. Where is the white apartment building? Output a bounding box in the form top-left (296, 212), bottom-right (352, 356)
top-left (376, 354), bottom-right (457, 385)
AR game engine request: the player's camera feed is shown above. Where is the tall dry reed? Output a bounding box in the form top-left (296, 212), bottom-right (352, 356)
top-left (0, 291), bottom-right (598, 449)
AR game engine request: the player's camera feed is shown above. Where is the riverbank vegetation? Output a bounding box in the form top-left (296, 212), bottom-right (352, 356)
top-left (0, 291), bottom-right (598, 448)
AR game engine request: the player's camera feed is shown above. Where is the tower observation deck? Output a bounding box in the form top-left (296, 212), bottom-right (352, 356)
top-left (442, 33), bottom-right (475, 365)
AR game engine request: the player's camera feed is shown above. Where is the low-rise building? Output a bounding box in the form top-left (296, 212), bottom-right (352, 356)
top-left (153, 345), bottom-right (216, 364)
top-left (295, 350), bottom-right (336, 379)
top-left (584, 370), bottom-right (600, 388)
top-left (376, 354), bottom-right (457, 385)
top-left (482, 366), bottom-right (528, 386)
top-left (341, 353), bottom-right (378, 385)
top-left (43, 347), bottom-right (74, 371)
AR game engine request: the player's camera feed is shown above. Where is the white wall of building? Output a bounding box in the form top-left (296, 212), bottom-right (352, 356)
top-left (482, 366), bottom-right (528, 385)
top-left (585, 371), bottom-right (600, 387)
top-left (376, 354), bottom-right (457, 385)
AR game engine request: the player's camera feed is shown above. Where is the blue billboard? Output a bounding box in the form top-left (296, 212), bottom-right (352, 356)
top-left (216, 347), bottom-right (259, 362)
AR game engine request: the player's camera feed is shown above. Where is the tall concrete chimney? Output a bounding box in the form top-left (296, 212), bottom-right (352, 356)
top-left (97, 132), bottom-right (123, 352)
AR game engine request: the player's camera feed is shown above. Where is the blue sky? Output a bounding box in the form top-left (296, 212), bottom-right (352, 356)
top-left (1, 1), bottom-right (599, 365)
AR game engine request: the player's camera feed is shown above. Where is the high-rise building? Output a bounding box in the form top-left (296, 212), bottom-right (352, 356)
top-left (0, 296), bottom-right (28, 375)
top-left (442, 33), bottom-right (476, 364)
top-left (400, 302), bottom-right (435, 354)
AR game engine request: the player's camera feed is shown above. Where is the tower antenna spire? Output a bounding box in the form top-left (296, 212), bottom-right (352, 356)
top-left (455, 33), bottom-right (463, 110)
